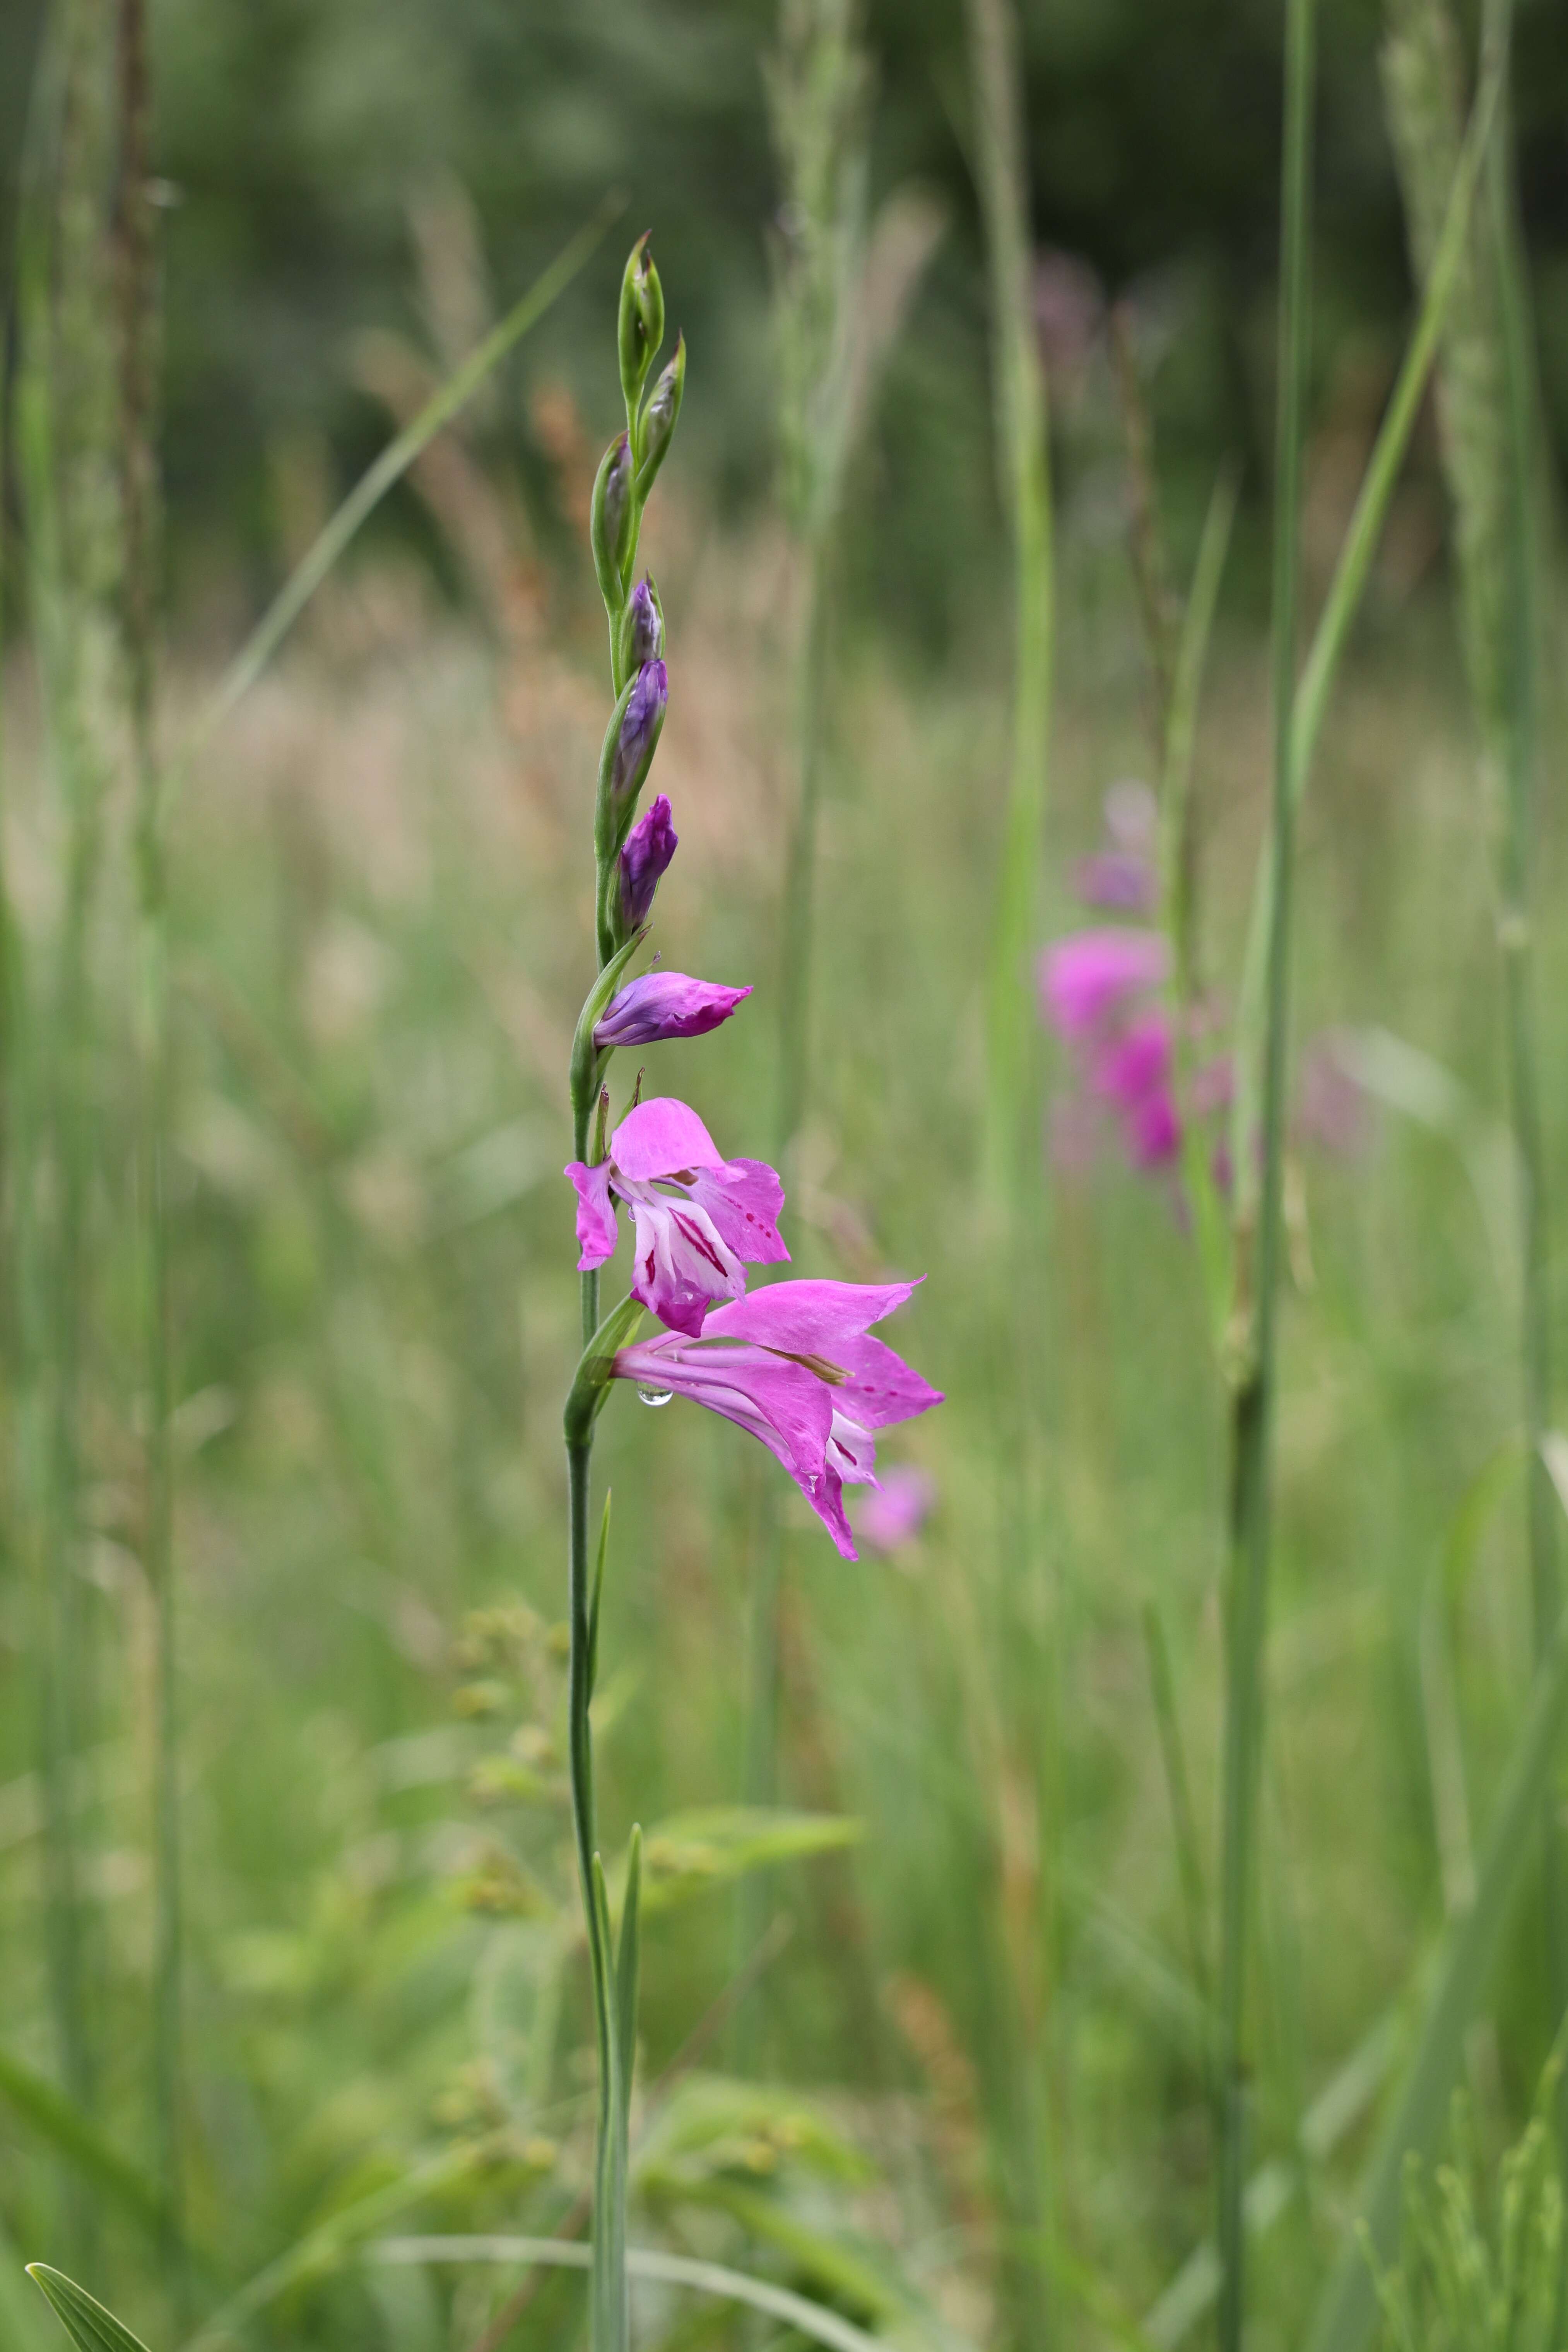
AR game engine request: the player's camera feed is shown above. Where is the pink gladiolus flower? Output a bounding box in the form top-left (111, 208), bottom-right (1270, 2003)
top-left (1040, 928), bottom-right (1168, 1038)
top-left (857, 1464), bottom-right (935, 1554)
top-left (612, 1278), bottom-right (942, 1559)
top-left (565, 1096), bottom-right (786, 1338)
top-left (593, 971), bottom-right (751, 1049)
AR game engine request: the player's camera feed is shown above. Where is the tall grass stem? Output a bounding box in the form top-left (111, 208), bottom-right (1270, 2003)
top-left (111, 0), bottom-right (185, 2295)
top-left (1215, 2), bottom-right (1313, 2343)
top-left (966, 0), bottom-right (1053, 1217)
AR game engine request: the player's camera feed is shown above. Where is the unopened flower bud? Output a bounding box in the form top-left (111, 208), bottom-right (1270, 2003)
top-left (619, 235), bottom-right (663, 413)
top-left (637, 335), bottom-right (686, 493)
top-left (610, 659), bottom-right (668, 816)
top-left (592, 970), bottom-right (750, 1050)
top-left (590, 433), bottom-right (634, 609)
top-left (619, 793), bottom-right (677, 933)
top-left (619, 576), bottom-right (663, 678)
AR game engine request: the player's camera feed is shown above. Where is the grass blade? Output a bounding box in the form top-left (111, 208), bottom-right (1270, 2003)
top-left (26, 2272), bottom-right (151, 2352)
top-left (200, 194), bottom-right (623, 737)
top-left (1229, 37), bottom-right (1502, 1171)
top-left (371, 2236), bottom-right (938, 2352)
top-left (1215, 3), bottom-right (1315, 2345)
top-left (966, 0), bottom-right (1053, 1213)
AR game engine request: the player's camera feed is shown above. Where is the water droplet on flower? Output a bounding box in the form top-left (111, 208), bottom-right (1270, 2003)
top-left (636, 1385), bottom-right (674, 1408)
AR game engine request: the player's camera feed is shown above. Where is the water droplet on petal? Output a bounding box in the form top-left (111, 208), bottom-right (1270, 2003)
top-left (636, 1385), bottom-right (674, 1408)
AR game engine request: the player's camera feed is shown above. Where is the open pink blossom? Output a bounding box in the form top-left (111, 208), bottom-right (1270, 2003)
top-left (565, 1096), bottom-right (786, 1338)
top-left (612, 1278), bottom-right (942, 1559)
top-left (1040, 928), bottom-right (1168, 1038)
top-left (857, 1464), bottom-right (935, 1554)
top-left (593, 971), bottom-right (751, 1049)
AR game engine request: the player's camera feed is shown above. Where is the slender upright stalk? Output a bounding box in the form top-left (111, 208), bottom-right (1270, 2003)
top-left (1484, 4), bottom-right (1567, 2036)
top-left (1379, 0), bottom-right (1565, 2037)
top-left (739, 0), bottom-right (871, 2058)
top-left (966, 0), bottom-right (1053, 1216)
top-left (1215, 2), bottom-right (1314, 2343)
top-left (111, 0), bottom-right (184, 2288)
top-left (15, 0), bottom-right (123, 2268)
top-left (564, 1433), bottom-right (621, 2351)
top-left (561, 238), bottom-right (682, 2352)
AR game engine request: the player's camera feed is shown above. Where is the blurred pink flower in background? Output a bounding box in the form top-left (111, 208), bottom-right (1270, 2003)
top-left (1040, 927), bottom-right (1182, 1176)
top-left (1295, 1031), bottom-right (1373, 1158)
top-left (1072, 779), bottom-right (1158, 915)
top-left (1041, 927), bottom-right (1168, 1038)
top-left (1043, 787), bottom-right (1375, 1198)
top-left (857, 1464), bottom-right (935, 1555)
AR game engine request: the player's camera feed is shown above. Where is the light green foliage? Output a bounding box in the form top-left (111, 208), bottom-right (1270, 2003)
top-left (1371, 2080), bottom-right (1566, 2352)
top-left (8, 7), bottom-right (1568, 2352)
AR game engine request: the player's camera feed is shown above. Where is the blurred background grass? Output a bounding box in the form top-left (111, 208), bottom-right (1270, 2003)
top-left (3, 3), bottom-right (1568, 2351)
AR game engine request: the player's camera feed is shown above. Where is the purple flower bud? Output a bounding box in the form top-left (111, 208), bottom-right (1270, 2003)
top-left (592, 971), bottom-right (751, 1049)
top-left (619, 794), bottom-right (678, 932)
top-left (611, 659), bottom-right (668, 813)
top-left (626, 579), bottom-right (663, 669)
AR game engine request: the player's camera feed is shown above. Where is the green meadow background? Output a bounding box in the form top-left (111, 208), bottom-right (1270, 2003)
top-left (3, 2), bottom-right (1568, 2349)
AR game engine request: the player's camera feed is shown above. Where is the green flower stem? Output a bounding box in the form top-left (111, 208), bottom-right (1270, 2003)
top-left (1216, 1), bottom-right (1314, 2345)
top-left (564, 1427), bottom-right (622, 2352)
top-left (562, 241), bottom-right (679, 2352)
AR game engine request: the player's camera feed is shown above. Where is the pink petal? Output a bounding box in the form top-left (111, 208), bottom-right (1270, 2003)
top-left (828, 1333), bottom-right (944, 1429)
top-left (826, 1412), bottom-right (878, 1484)
top-left (626, 1195), bottom-right (745, 1336)
top-left (565, 1160), bottom-right (618, 1269)
top-left (700, 1276), bottom-right (923, 1353)
top-left (684, 1157), bottom-right (789, 1266)
top-left (610, 1095), bottom-right (724, 1182)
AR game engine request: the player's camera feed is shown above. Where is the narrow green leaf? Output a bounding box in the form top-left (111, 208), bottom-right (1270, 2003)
top-left (26, 2270), bottom-right (151, 2352)
top-left (369, 2236), bottom-right (906, 2352)
top-left (1230, 44), bottom-right (1503, 1173)
top-left (202, 195), bottom-right (624, 738)
top-left (651, 2179), bottom-right (905, 2327)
